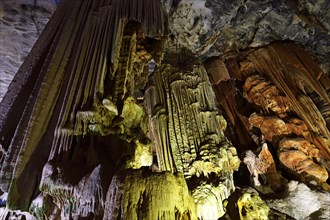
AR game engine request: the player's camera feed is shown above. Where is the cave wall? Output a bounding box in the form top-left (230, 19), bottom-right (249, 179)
top-left (0, 0), bottom-right (330, 219)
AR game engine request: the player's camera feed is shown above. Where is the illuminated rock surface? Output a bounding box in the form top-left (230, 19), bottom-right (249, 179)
top-left (0, 0), bottom-right (330, 219)
top-left (243, 143), bottom-right (286, 194)
top-left (144, 58), bottom-right (240, 217)
top-left (104, 169), bottom-right (197, 220)
top-left (0, 0), bottom-right (168, 217)
top-left (221, 188), bottom-right (296, 220)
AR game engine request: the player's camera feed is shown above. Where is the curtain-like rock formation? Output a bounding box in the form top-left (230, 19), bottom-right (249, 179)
top-left (0, 0), bottom-right (169, 217)
top-left (207, 42), bottom-right (330, 192)
top-left (0, 0), bottom-right (241, 219)
top-left (145, 60), bottom-right (240, 218)
top-left (1, 0), bottom-right (330, 219)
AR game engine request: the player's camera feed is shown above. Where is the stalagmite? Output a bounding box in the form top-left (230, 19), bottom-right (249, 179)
top-left (104, 169), bottom-right (197, 220)
top-left (236, 192), bottom-right (270, 220)
top-left (2, 0), bottom-right (330, 218)
top-left (0, 0), bottom-right (244, 217)
top-left (221, 189), bottom-right (294, 220)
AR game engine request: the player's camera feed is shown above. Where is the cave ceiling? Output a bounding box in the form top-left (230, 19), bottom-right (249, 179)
top-left (1, 0), bottom-right (329, 103)
top-left (0, 0), bottom-right (329, 219)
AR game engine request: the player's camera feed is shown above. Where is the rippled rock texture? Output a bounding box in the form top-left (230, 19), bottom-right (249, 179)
top-left (206, 41), bottom-right (330, 217)
top-left (0, 0), bottom-right (169, 218)
top-left (145, 60), bottom-right (240, 218)
top-left (0, 0), bottom-right (239, 219)
top-left (1, 0), bottom-right (330, 219)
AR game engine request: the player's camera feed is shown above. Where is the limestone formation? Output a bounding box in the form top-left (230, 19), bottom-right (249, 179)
top-left (104, 169), bottom-right (197, 220)
top-left (237, 192), bottom-right (270, 220)
top-left (191, 179), bottom-right (234, 219)
top-left (243, 143), bottom-right (286, 194)
top-left (0, 0), bottom-right (242, 219)
top-left (206, 59), bottom-right (254, 152)
top-left (221, 189), bottom-right (294, 220)
top-left (206, 42), bottom-right (330, 190)
top-left (145, 60), bottom-right (240, 217)
top-left (278, 138), bottom-right (328, 183)
top-left (146, 63), bottom-right (239, 176)
top-left (243, 75), bottom-right (293, 118)
top-left (1, 0), bottom-right (330, 219)
top-left (247, 43), bottom-right (330, 160)
top-left (162, 0), bottom-right (330, 74)
top-left (245, 75), bottom-right (329, 185)
top-left (248, 113), bottom-right (311, 142)
top-left (0, 0), bottom-right (168, 216)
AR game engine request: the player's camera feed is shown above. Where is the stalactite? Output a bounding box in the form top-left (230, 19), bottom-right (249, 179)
top-left (0, 0), bottom-right (96, 209)
top-left (145, 60), bottom-right (240, 218)
top-left (247, 43), bottom-right (330, 160)
top-left (308, 91), bottom-right (330, 130)
top-left (4, 0), bottom-right (330, 218)
top-left (206, 42), bottom-right (330, 191)
top-left (146, 63), bottom-right (239, 176)
top-left (0, 0), bottom-right (167, 215)
top-left (205, 58), bottom-right (256, 154)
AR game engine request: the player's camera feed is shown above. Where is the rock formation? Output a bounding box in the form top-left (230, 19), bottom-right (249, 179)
top-left (0, 0), bottom-right (169, 218)
top-left (0, 0), bottom-right (330, 219)
top-left (145, 60), bottom-right (240, 218)
top-left (104, 169), bottom-right (196, 220)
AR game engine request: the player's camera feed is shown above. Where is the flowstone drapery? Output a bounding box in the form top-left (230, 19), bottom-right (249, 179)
top-left (146, 63), bottom-right (238, 175)
top-left (0, 0), bottom-right (171, 218)
top-left (145, 60), bottom-right (240, 218)
top-left (0, 0), bottom-right (240, 219)
top-left (2, 0), bottom-right (329, 218)
top-left (206, 42), bottom-right (330, 192)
